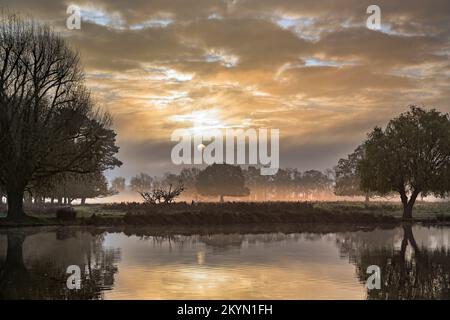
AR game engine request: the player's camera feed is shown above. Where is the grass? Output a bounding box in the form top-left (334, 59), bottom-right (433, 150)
top-left (1, 201), bottom-right (450, 227)
top-left (314, 201), bottom-right (450, 218)
top-left (84, 201), bottom-right (450, 226)
top-left (72, 204), bottom-right (125, 218)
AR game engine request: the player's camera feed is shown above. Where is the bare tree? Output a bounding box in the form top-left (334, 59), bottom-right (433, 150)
top-left (140, 183), bottom-right (185, 204)
top-left (0, 12), bottom-right (121, 220)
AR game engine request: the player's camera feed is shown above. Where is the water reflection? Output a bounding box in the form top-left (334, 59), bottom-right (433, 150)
top-left (336, 224), bottom-right (450, 299)
top-left (0, 229), bottom-right (120, 299)
top-left (0, 225), bottom-right (448, 299)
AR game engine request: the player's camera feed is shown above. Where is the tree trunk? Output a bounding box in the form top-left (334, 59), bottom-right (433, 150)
top-left (403, 223), bottom-right (419, 253)
top-left (0, 233), bottom-right (31, 299)
top-left (5, 233), bottom-right (26, 271)
top-left (81, 198), bottom-right (86, 205)
top-left (6, 188), bottom-right (26, 221)
top-left (220, 195), bottom-right (224, 203)
top-left (364, 193), bottom-right (370, 203)
top-left (401, 190), bottom-right (419, 220)
top-left (402, 205), bottom-right (413, 219)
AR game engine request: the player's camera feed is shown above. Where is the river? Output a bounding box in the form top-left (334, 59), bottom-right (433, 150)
top-left (0, 224), bottom-right (448, 299)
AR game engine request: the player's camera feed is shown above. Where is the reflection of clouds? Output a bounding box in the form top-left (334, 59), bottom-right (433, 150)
top-left (336, 226), bottom-right (450, 257)
top-left (102, 231), bottom-right (365, 299)
top-left (105, 262), bottom-right (363, 299)
top-left (427, 229), bottom-right (450, 250)
top-left (410, 226), bottom-right (450, 250)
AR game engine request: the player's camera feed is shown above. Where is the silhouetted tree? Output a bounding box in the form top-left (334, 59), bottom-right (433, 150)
top-left (243, 166), bottom-right (269, 201)
top-left (300, 170), bottom-right (333, 200)
top-left (335, 145), bottom-right (371, 203)
top-left (110, 177), bottom-right (126, 193)
top-left (0, 13), bottom-right (121, 220)
top-left (129, 173), bottom-right (153, 193)
top-left (196, 164), bottom-right (250, 202)
top-left (156, 172), bottom-right (179, 189)
top-left (269, 168), bottom-right (293, 200)
top-left (27, 172), bottom-right (112, 205)
top-left (67, 172), bottom-right (112, 205)
top-left (359, 106), bottom-right (450, 219)
top-left (140, 183), bottom-right (184, 204)
top-left (178, 168), bottom-right (200, 200)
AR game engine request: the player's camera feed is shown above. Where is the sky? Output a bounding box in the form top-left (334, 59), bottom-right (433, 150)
top-left (2, 0), bottom-right (449, 179)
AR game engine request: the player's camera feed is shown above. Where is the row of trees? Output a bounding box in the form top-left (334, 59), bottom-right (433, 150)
top-left (112, 165), bottom-right (337, 203)
top-left (28, 172), bottom-right (114, 205)
top-left (0, 171), bottom-right (117, 206)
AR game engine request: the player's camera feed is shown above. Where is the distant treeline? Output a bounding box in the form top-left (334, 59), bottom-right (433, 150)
top-left (112, 165), bottom-right (344, 202)
top-left (0, 163), bottom-right (361, 206)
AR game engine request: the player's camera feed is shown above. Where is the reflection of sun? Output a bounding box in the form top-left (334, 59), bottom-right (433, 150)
top-left (104, 264), bottom-right (365, 299)
top-left (197, 250), bottom-right (205, 264)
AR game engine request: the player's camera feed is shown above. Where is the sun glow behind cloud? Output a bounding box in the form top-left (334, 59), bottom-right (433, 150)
top-left (169, 108), bottom-right (229, 135)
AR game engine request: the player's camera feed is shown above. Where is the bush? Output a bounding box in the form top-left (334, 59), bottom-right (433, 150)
top-left (56, 207), bottom-right (77, 220)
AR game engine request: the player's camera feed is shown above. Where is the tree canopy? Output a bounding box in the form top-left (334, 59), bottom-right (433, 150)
top-left (359, 106), bottom-right (450, 218)
top-left (129, 173), bottom-right (153, 193)
top-left (196, 164), bottom-right (250, 202)
top-left (110, 177), bottom-right (126, 193)
top-left (334, 145), bottom-right (371, 202)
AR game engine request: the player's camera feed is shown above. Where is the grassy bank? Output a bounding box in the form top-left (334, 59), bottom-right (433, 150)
top-left (117, 202), bottom-right (399, 226)
top-left (1, 201), bottom-right (450, 228)
top-left (314, 201), bottom-right (450, 219)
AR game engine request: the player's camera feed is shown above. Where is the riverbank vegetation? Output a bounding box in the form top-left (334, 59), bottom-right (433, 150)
top-left (1, 201), bottom-right (450, 228)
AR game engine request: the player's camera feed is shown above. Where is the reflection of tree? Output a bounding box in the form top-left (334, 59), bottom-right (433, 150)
top-left (337, 224), bottom-right (450, 299)
top-left (0, 230), bottom-right (120, 299)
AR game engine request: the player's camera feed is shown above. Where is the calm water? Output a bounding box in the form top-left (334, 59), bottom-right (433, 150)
top-left (0, 225), bottom-right (449, 299)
